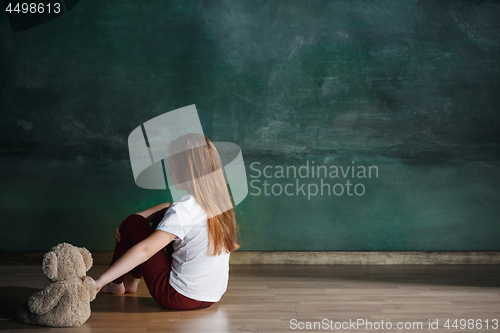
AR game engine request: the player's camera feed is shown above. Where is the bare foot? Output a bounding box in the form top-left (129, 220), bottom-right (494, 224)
top-left (100, 282), bottom-right (125, 294)
top-left (123, 272), bottom-right (141, 294)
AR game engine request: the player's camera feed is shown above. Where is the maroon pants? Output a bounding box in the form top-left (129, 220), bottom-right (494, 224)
top-left (109, 207), bottom-right (215, 311)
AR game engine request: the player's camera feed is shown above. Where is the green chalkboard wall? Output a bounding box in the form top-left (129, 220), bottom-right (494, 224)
top-left (1, 0), bottom-right (499, 251)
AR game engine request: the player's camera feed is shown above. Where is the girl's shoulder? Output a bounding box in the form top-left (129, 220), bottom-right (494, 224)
top-left (172, 194), bottom-right (207, 225)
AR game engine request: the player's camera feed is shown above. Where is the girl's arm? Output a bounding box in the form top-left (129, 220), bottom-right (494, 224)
top-left (94, 230), bottom-right (176, 292)
top-left (93, 202), bottom-right (174, 292)
top-left (94, 243), bottom-right (148, 292)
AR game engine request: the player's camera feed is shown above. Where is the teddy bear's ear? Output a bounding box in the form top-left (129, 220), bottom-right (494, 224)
top-left (78, 247), bottom-right (93, 271)
top-left (42, 251), bottom-right (57, 281)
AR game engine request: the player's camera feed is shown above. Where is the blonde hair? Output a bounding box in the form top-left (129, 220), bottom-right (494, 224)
top-left (168, 133), bottom-right (241, 256)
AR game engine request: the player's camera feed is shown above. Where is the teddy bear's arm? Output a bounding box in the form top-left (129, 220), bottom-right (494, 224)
top-left (83, 276), bottom-right (97, 301)
top-left (27, 283), bottom-right (66, 315)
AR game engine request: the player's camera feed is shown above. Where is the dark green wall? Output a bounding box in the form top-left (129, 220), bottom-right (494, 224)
top-left (1, 0), bottom-right (499, 251)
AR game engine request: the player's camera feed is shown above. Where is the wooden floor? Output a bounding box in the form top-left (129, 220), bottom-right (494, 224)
top-left (1, 264), bottom-right (499, 332)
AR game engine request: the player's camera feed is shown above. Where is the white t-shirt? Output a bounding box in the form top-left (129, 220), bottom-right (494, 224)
top-left (155, 194), bottom-right (230, 302)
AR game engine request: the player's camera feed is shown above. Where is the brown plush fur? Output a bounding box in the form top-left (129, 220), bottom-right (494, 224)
top-left (17, 242), bottom-right (97, 327)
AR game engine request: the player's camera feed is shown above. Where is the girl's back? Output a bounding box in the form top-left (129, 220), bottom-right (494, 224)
top-left (156, 193), bottom-right (230, 302)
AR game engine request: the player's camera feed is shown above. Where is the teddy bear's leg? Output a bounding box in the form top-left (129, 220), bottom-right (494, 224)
top-left (17, 302), bottom-right (33, 325)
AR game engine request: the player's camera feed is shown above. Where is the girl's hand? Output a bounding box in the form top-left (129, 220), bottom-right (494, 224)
top-left (115, 219), bottom-right (125, 243)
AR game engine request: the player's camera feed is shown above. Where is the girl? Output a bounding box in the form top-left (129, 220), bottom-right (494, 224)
top-left (94, 133), bottom-right (240, 310)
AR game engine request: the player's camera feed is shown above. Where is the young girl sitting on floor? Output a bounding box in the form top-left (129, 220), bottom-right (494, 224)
top-left (93, 133), bottom-right (240, 310)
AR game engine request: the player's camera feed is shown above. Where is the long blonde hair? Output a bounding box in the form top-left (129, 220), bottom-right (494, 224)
top-left (168, 133), bottom-right (240, 256)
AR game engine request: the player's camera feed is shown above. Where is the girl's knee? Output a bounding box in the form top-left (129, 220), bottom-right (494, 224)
top-left (124, 214), bottom-right (147, 225)
top-left (121, 214), bottom-right (148, 234)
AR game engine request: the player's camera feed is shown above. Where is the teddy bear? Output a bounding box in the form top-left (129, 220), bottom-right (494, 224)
top-left (17, 242), bottom-right (97, 327)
